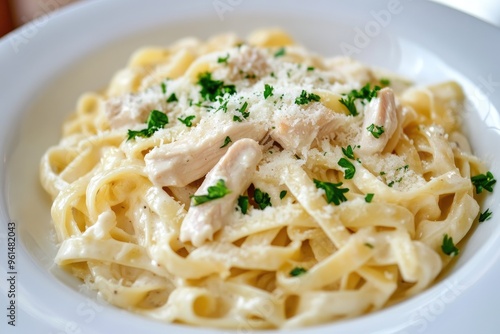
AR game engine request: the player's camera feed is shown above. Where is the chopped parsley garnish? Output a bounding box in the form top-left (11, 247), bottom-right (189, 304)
top-left (342, 145), bottom-right (358, 160)
top-left (274, 47), bottom-right (286, 57)
top-left (388, 181), bottom-right (395, 187)
top-left (339, 95), bottom-right (357, 116)
top-left (380, 78), bottom-right (391, 86)
top-left (441, 234), bottom-right (459, 257)
top-left (365, 193), bottom-right (374, 203)
top-left (197, 72), bottom-right (236, 102)
top-left (280, 190), bottom-right (287, 199)
top-left (161, 82), bottom-right (167, 94)
top-left (233, 102), bottom-right (249, 122)
top-left (217, 54), bottom-right (230, 64)
top-left (339, 83), bottom-right (381, 116)
top-left (479, 209), bottom-right (493, 223)
top-left (295, 90), bottom-right (321, 105)
top-left (127, 110), bottom-right (168, 141)
top-left (254, 188), bottom-right (272, 210)
top-left (220, 136), bottom-right (232, 148)
top-left (471, 171), bottom-right (496, 194)
top-left (264, 84), bottom-right (274, 99)
top-left (238, 195), bottom-right (249, 214)
top-left (167, 93), bottom-right (178, 103)
top-left (364, 243), bottom-right (374, 249)
top-left (289, 267), bottom-right (307, 277)
top-left (338, 158), bottom-right (356, 179)
top-left (178, 115), bottom-right (195, 127)
top-left (367, 124), bottom-right (385, 138)
top-left (313, 179), bottom-right (349, 205)
top-left (191, 179), bottom-right (231, 206)
top-left (307, 66), bottom-right (315, 71)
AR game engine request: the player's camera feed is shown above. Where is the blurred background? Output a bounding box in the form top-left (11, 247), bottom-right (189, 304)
top-left (1, 0), bottom-right (500, 38)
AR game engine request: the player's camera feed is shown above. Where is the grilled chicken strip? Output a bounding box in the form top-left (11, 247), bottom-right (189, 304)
top-left (358, 88), bottom-right (399, 155)
top-left (180, 138), bottom-right (263, 246)
top-left (145, 120), bottom-right (267, 187)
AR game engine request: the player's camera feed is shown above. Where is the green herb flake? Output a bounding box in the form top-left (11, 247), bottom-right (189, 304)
top-left (274, 47), bottom-right (286, 58)
top-left (342, 145), bottom-right (356, 160)
top-left (367, 123), bottom-right (385, 138)
top-left (307, 66), bottom-right (315, 71)
top-left (313, 179), bottom-right (349, 205)
top-left (167, 93), bottom-right (178, 103)
top-left (280, 190), bottom-right (287, 200)
top-left (295, 90), bottom-right (321, 105)
top-left (479, 208), bottom-right (493, 223)
top-left (338, 158), bottom-right (356, 180)
top-left (365, 193), bottom-right (374, 203)
top-left (380, 78), bottom-right (391, 86)
top-left (127, 110), bottom-right (169, 141)
top-left (339, 95), bottom-right (357, 116)
top-left (220, 136), bottom-right (232, 148)
top-left (217, 54), bottom-right (230, 64)
top-left (441, 234), bottom-right (459, 257)
top-left (364, 243), bottom-right (374, 249)
top-left (238, 195), bottom-right (249, 214)
top-left (471, 171), bottom-right (496, 194)
top-left (178, 115), bottom-right (195, 127)
top-left (191, 179), bottom-right (231, 206)
top-left (197, 72), bottom-right (237, 102)
top-left (264, 84), bottom-right (274, 99)
top-left (161, 82), bottom-right (167, 94)
top-left (254, 188), bottom-right (272, 210)
top-left (289, 267), bottom-right (307, 277)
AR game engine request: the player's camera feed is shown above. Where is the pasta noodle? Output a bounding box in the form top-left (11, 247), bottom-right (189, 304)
top-left (40, 28), bottom-right (492, 329)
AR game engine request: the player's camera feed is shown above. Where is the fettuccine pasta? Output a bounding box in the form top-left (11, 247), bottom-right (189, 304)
top-left (40, 29), bottom-right (492, 329)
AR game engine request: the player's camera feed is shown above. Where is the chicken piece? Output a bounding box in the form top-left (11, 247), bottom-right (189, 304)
top-left (145, 120), bottom-right (267, 187)
top-left (270, 106), bottom-right (340, 157)
top-left (358, 88), bottom-right (399, 155)
top-left (104, 92), bottom-right (163, 129)
top-left (180, 139), bottom-right (263, 246)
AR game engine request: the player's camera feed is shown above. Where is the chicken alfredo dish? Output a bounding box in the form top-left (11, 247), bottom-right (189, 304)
top-left (40, 29), bottom-right (495, 329)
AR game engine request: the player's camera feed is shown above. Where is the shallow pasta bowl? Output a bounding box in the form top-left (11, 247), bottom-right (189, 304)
top-left (1, 0), bottom-right (500, 333)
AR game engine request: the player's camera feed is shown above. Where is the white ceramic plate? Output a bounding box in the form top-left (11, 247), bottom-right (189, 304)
top-left (1, 0), bottom-right (500, 333)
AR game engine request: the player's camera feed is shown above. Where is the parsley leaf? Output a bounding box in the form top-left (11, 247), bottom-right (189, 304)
top-left (313, 179), bottom-right (349, 205)
top-left (479, 208), bottom-right (493, 222)
top-left (178, 115), bottom-right (195, 127)
top-left (191, 179), bottom-right (231, 206)
top-left (295, 90), bottom-right (321, 105)
top-left (238, 195), bottom-right (249, 214)
top-left (254, 188), bottom-right (272, 210)
top-left (364, 243), bottom-right (374, 249)
top-left (289, 267), bottom-right (307, 277)
top-left (233, 102), bottom-right (249, 122)
top-left (264, 84), bottom-right (274, 99)
top-left (307, 66), bottom-right (315, 71)
top-left (197, 72), bottom-right (236, 102)
top-left (441, 234), bottom-right (459, 257)
top-left (380, 78), bottom-right (391, 86)
top-left (339, 95), bottom-right (357, 116)
top-left (167, 93), bottom-right (178, 103)
top-left (365, 193), bottom-right (374, 203)
top-left (127, 110), bottom-right (168, 141)
top-left (367, 123), bottom-right (385, 138)
top-left (217, 54), bottom-right (230, 64)
top-left (471, 171), bottom-right (496, 194)
top-left (274, 47), bottom-right (285, 57)
top-left (339, 83), bottom-right (381, 116)
top-left (161, 82), bottom-right (167, 94)
top-left (342, 145), bottom-right (357, 160)
top-left (220, 136), bottom-right (232, 148)
top-left (280, 190), bottom-right (287, 199)
top-left (338, 158), bottom-right (356, 179)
